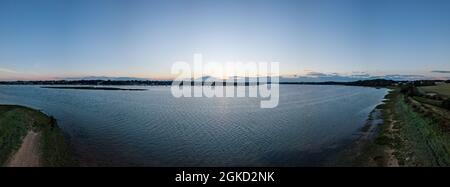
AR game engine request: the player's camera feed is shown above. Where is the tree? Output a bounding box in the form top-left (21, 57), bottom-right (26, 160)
top-left (442, 99), bottom-right (450, 110)
top-left (400, 84), bottom-right (418, 96)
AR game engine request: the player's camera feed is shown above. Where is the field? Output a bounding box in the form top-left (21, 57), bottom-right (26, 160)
top-left (419, 83), bottom-right (450, 98)
top-left (392, 97), bottom-right (450, 166)
top-left (0, 105), bottom-right (77, 166)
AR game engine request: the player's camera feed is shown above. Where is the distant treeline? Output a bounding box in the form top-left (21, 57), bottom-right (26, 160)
top-left (0, 79), bottom-right (448, 88)
top-left (0, 80), bottom-right (173, 86)
top-left (281, 79), bottom-right (398, 87)
top-left (399, 80), bottom-right (444, 97)
top-left (399, 79), bottom-right (450, 110)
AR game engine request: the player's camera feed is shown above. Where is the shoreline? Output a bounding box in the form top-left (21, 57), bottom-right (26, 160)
top-left (1, 86), bottom-right (393, 167)
top-left (349, 86), bottom-right (450, 166)
top-left (344, 89), bottom-right (399, 166)
top-left (326, 91), bottom-right (393, 166)
top-left (2, 84), bottom-right (447, 167)
top-left (0, 105), bottom-right (77, 167)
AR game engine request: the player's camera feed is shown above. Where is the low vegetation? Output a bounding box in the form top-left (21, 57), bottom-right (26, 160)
top-left (443, 99), bottom-right (450, 110)
top-left (419, 83), bottom-right (450, 98)
top-left (389, 94), bottom-right (450, 166)
top-left (0, 106), bottom-right (29, 164)
top-left (356, 82), bottom-right (450, 166)
top-left (0, 105), bottom-right (77, 166)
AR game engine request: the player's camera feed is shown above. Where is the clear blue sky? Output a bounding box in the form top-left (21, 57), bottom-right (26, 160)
top-left (1, 0), bottom-right (450, 80)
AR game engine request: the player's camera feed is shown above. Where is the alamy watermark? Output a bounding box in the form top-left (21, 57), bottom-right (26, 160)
top-left (171, 54), bottom-right (279, 108)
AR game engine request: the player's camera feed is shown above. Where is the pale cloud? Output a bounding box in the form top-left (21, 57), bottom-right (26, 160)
top-left (0, 67), bottom-right (18, 74)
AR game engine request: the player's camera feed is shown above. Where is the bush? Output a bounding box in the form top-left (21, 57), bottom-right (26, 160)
top-left (442, 99), bottom-right (450, 110)
top-left (400, 84), bottom-right (420, 97)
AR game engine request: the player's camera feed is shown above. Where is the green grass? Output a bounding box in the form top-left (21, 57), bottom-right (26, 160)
top-left (412, 96), bottom-right (442, 107)
top-left (0, 105), bottom-right (77, 166)
top-left (0, 106), bottom-right (30, 164)
top-left (39, 117), bottom-right (78, 166)
top-left (392, 97), bottom-right (450, 166)
top-left (419, 83), bottom-right (450, 98)
top-left (374, 89), bottom-right (450, 166)
top-left (354, 88), bottom-right (450, 166)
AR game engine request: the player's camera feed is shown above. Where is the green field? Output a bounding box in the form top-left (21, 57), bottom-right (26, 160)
top-left (354, 88), bottom-right (450, 166)
top-left (392, 97), bottom-right (450, 166)
top-left (419, 83), bottom-right (450, 98)
top-left (0, 105), bottom-right (77, 166)
top-left (412, 96), bottom-right (442, 106)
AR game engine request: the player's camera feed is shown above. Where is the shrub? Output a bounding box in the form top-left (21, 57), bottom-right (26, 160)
top-left (400, 84), bottom-right (422, 97)
top-left (442, 99), bottom-right (450, 110)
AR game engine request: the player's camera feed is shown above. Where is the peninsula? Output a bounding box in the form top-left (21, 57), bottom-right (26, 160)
top-left (0, 105), bottom-right (77, 167)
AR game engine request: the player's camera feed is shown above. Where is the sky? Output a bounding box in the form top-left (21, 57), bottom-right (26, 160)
top-left (1, 0), bottom-right (450, 81)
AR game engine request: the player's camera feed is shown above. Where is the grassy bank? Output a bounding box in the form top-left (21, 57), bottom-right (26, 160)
top-left (0, 105), bottom-right (77, 166)
top-left (355, 88), bottom-right (450, 166)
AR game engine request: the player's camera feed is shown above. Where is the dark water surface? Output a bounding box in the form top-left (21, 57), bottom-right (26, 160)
top-left (0, 85), bottom-right (387, 166)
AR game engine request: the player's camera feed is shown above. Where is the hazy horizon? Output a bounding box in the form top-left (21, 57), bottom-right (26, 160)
top-left (1, 0), bottom-right (450, 81)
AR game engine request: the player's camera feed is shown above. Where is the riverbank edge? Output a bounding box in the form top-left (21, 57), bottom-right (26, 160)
top-left (324, 88), bottom-right (392, 166)
top-left (349, 87), bottom-right (450, 166)
top-left (344, 88), bottom-right (399, 166)
top-left (0, 105), bottom-right (78, 167)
